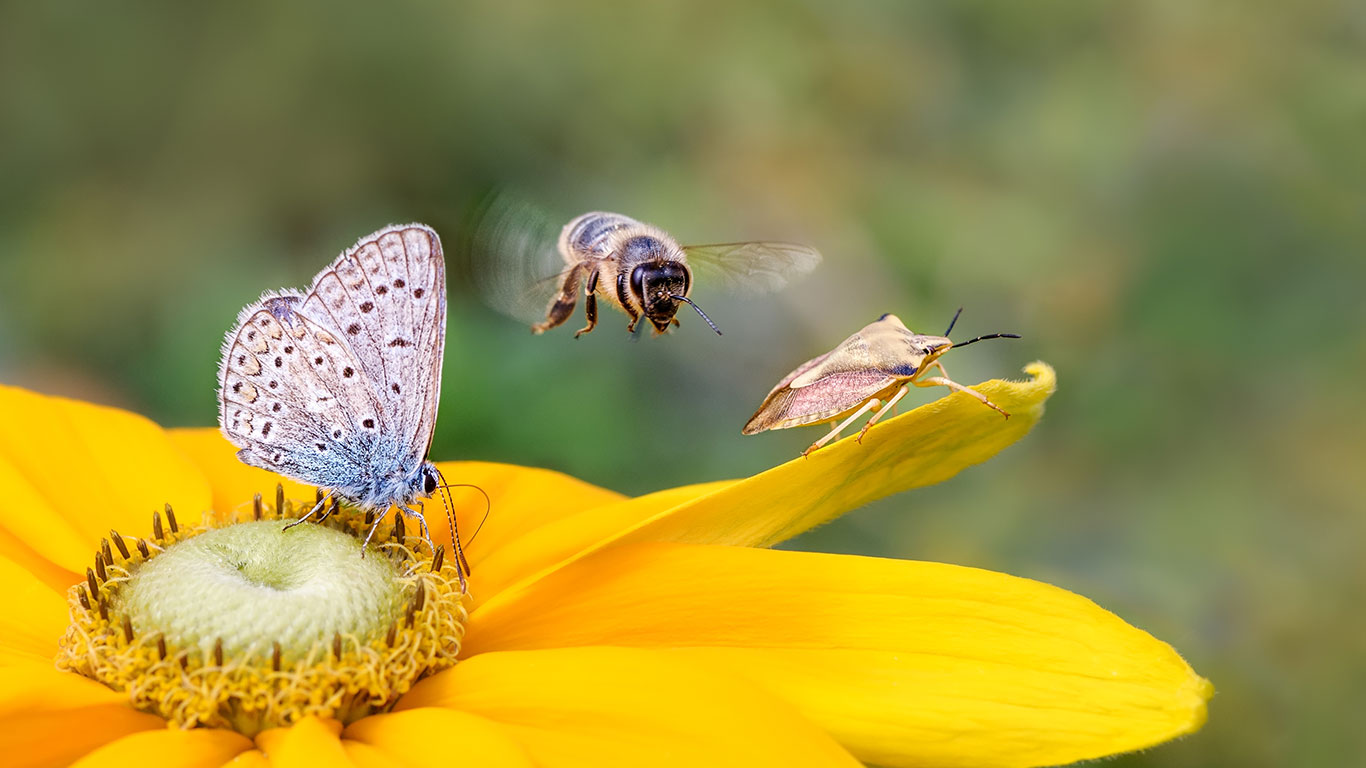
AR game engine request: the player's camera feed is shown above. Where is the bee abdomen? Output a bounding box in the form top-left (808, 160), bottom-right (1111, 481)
top-left (559, 212), bottom-right (640, 259)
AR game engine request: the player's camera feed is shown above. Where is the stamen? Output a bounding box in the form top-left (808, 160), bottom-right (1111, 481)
top-left (58, 496), bottom-right (470, 735)
top-left (110, 530), bottom-right (130, 560)
top-left (275, 483), bottom-right (285, 516)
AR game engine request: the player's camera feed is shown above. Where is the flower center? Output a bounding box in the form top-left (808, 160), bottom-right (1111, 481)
top-left (56, 488), bottom-right (468, 736)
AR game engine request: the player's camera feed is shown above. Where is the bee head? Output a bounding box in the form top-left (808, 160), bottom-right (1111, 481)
top-left (630, 261), bottom-right (689, 331)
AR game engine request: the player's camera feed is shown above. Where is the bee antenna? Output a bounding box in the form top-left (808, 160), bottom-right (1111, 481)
top-left (944, 307), bottom-right (964, 336)
top-left (950, 332), bottom-right (1022, 350)
top-left (671, 295), bottom-right (722, 336)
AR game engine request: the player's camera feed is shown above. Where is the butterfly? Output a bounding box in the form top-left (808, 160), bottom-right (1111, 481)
top-left (217, 224), bottom-right (467, 582)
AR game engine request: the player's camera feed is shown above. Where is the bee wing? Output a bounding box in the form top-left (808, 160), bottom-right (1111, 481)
top-left (455, 192), bottom-right (573, 326)
top-left (682, 241), bottom-right (822, 295)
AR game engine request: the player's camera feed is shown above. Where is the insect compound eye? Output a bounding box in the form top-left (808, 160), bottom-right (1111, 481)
top-left (630, 264), bottom-right (650, 300)
top-left (422, 465), bottom-right (439, 495)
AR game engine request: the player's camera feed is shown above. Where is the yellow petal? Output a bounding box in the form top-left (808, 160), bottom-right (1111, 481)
top-left (467, 542), bottom-right (1210, 768)
top-left (0, 664), bottom-right (164, 767)
top-left (0, 554), bottom-right (69, 661)
top-left (338, 741), bottom-right (404, 768)
top-left (70, 728), bottom-right (252, 768)
top-left (222, 751), bottom-right (270, 768)
top-left (254, 717), bottom-right (347, 768)
top-left (396, 647), bottom-right (861, 767)
top-left (0, 386), bottom-right (211, 570)
top-left (0, 457), bottom-right (85, 592)
top-left (345, 709), bottom-right (532, 768)
top-left (466, 480), bottom-right (731, 611)
top-left (479, 363), bottom-right (1056, 615)
top-left (166, 428), bottom-right (315, 521)
top-left (427, 460), bottom-right (623, 572)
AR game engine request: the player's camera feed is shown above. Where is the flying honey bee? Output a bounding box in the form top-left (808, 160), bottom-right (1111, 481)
top-left (743, 310), bottom-right (1020, 456)
top-left (460, 196), bottom-right (822, 337)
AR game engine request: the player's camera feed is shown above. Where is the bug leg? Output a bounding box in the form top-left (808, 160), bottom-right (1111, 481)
top-left (401, 503), bottom-right (437, 556)
top-left (857, 386), bottom-right (910, 443)
top-left (915, 363), bottom-right (1010, 418)
top-left (803, 397), bottom-right (882, 457)
top-left (360, 508), bottom-right (389, 556)
top-left (534, 264), bottom-right (586, 334)
top-left (574, 269), bottom-right (600, 338)
top-left (282, 491), bottom-right (334, 532)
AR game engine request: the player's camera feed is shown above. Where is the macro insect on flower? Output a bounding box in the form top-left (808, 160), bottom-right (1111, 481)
top-left (744, 310), bottom-right (1020, 456)
top-left (217, 224), bottom-right (470, 580)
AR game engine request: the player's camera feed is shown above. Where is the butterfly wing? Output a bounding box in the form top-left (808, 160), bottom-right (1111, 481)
top-left (298, 224), bottom-right (446, 459)
top-left (682, 241), bottom-right (822, 296)
top-left (218, 224), bottom-right (446, 498)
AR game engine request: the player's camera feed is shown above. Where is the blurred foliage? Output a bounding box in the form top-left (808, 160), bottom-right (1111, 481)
top-left (2, 1), bottom-right (1364, 764)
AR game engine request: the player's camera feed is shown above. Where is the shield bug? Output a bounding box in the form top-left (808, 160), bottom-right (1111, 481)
top-left (742, 309), bottom-right (1020, 456)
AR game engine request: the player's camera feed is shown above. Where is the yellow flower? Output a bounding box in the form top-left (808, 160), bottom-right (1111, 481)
top-left (0, 363), bottom-right (1211, 767)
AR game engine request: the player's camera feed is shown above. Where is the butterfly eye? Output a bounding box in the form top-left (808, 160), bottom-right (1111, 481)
top-left (423, 468), bottom-right (439, 495)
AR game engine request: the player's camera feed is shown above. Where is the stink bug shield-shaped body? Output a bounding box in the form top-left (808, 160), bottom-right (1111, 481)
top-left (742, 311), bottom-right (1020, 456)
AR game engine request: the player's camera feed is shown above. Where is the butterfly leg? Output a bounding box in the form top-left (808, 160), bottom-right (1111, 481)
top-left (360, 508), bottom-right (389, 555)
top-left (914, 361), bottom-right (1009, 418)
top-left (574, 269), bottom-right (600, 338)
top-left (534, 263), bottom-right (586, 334)
top-left (857, 386), bottom-right (910, 443)
top-left (401, 503), bottom-right (437, 556)
top-left (282, 490), bottom-right (335, 532)
top-left (803, 397), bottom-right (882, 457)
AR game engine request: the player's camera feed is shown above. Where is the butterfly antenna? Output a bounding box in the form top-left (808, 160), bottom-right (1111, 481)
top-left (432, 468), bottom-right (473, 583)
top-left (671, 295), bottom-right (722, 336)
top-left (951, 332), bottom-right (1022, 350)
top-left (944, 307), bottom-right (964, 337)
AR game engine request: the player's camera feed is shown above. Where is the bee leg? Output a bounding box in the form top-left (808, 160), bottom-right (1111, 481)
top-left (533, 264), bottom-right (585, 334)
top-left (803, 397), bottom-right (882, 457)
top-left (915, 362), bottom-right (1010, 418)
top-left (671, 317), bottom-right (680, 327)
top-left (574, 269), bottom-right (600, 338)
top-left (857, 386), bottom-right (909, 443)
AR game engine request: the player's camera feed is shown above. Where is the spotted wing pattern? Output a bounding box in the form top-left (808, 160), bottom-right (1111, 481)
top-left (218, 225), bottom-right (446, 493)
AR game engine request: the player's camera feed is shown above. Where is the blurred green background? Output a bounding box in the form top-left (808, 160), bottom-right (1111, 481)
top-left (2, 1), bottom-right (1362, 765)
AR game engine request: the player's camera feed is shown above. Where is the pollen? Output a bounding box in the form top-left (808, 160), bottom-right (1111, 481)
top-left (55, 488), bottom-right (469, 736)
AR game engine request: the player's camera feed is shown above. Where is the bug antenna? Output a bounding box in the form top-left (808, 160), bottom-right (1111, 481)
top-left (951, 332), bottom-right (1022, 350)
top-left (671, 295), bottom-right (722, 335)
top-left (944, 307), bottom-right (964, 337)
top-left (432, 467), bottom-right (473, 581)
